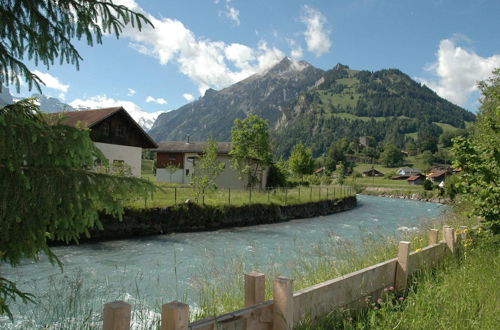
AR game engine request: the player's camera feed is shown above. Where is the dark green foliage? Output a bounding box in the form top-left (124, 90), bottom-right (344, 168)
top-left (0, 100), bottom-right (157, 317)
top-left (453, 69), bottom-right (500, 233)
top-left (325, 138), bottom-right (351, 171)
top-left (379, 144), bottom-right (404, 167)
top-left (423, 179), bottom-right (434, 191)
top-left (0, 0), bottom-right (152, 92)
top-left (439, 129), bottom-right (467, 148)
top-left (266, 162), bottom-right (288, 188)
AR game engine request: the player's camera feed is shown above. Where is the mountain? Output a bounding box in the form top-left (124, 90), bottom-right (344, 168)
top-left (32, 94), bottom-right (75, 112)
top-left (149, 57), bottom-right (325, 141)
top-left (0, 86), bottom-right (14, 106)
top-left (150, 60), bottom-right (475, 156)
top-left (272, 65), bottom-right (476, 155)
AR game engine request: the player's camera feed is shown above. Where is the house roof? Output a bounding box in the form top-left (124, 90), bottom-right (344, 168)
top-left (48, 107), bottom-right (158, 149)
top-left (363, 168), bottom-right (383, 174)
top-left (154, 141), bottom-right (232, 154)
top-left (314, 167), bottom-right (325, 174)
top-left (398, 167), bottom-right (422, 173)
top-left (428, 170), bottom-right (448, 178)
top-left (407, 175), bottom-right (424, 181)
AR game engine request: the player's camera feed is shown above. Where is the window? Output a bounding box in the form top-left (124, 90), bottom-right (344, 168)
top-left (185, 169), bottom-right (190, 176)
top-left (116, 124), bottom-right (124, 136)
top-left (102, 123), bottom-right (110, 137)
top-left (169, 154), bottom-right (177, 160)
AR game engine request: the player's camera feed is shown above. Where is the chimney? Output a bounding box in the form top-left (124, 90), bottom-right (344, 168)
top-left (186, 134), bottom-right (190, 143)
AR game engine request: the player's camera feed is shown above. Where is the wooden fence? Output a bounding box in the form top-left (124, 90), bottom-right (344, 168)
top-left (102, 225), bottom-right (463, 330)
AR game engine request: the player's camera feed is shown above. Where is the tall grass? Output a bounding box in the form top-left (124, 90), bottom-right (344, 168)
top-left (297, 231), bottom-right (499, 329)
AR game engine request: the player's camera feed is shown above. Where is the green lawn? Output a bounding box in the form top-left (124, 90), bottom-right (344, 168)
top-left (129, 184), bottom-right (356, 209)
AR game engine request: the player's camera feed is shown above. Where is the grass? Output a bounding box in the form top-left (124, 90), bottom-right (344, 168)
top-left (297, 229), bottom-right (499, 330)
top-left (128, 184), bottom-right (356, 209)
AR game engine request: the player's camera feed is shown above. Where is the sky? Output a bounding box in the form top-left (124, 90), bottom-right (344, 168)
top-left (12, 0), bottom-right (500, 121)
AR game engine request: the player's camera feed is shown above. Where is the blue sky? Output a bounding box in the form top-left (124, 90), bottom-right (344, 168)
top-left (14, 0), bottom-right (500, 122)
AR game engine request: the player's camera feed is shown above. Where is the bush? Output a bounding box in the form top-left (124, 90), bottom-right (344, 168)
top-left (423, 179), bottom-right (434, 191)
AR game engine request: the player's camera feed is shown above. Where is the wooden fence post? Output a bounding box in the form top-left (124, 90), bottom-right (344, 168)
top-left (444, 227), bottom-right (456, 254)
top-left (309, 187), bottom-right (312, 201)
top-left (284, 188), bottom-right (288, 206)
top-left (442, 225), bottom-right (450, 241)
top-left (298, 187), bottom-right (301, 202)
top-left (273, 276), bottom-right (293, 330)
top-left (395, 241), bottom-right (410, 294)
top-left (174, 187), bottom-right (177, 205)
top-left (428, 229), bottom-right (439, 245)
top-left (245, 272), bottom-right (266, 307)
top-left (228, 188), bottom-right (231, 205)
top-left (103, 301), bottom-right (131, 330)
top-left (161, 301), bottom-right (189, 330)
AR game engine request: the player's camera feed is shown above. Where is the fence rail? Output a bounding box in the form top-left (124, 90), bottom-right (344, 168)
top-left (139, 185), bottom-right (357, 209)
top-left (102, 225), bottom-right (463, 330)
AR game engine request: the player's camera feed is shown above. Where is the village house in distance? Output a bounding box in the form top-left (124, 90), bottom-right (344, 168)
top-left (51, 107), bottom-right (157, 176)
top-left (153, 141), bottom-right (269, 189)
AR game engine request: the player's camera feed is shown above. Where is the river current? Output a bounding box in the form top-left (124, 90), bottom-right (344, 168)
top-left (1, 195), bottom-right (446, 328)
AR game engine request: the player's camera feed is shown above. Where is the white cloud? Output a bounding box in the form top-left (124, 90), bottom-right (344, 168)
top-left (183, 93), bottom-right (195, 102)
top-left (32, 70), bottom-right (69, 93)
top-left (223, 6), bottom-right (240, 26)
top-left (418, 38), bottom-right (500, 107)
top-left (114, 0), bottom-right (284, 95)
top-left (300, 6), bottom-right (331, 56)
top-left (145, 96), bottom-right (168, 105)
top-left (69, 95), bottom-right (167, 130)
top-left (287, 39), bottom-right (303, 60)
top-left (127, 88), bottom-right (136, 96)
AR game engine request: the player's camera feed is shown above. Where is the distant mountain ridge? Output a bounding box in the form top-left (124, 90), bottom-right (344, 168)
top-left (149, 59), bottom-right (475, 156)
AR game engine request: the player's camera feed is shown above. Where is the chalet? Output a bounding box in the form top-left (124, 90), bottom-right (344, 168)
top-left (153, 141), bottom-right (269, 189)
top-left (51, 107), bottom-right (157, 177)
top-left (362, 168), bottom-right (384, 177)
top-left (407, 173), bottom-right (425, 185)
top-left (396, 167), bottom-right (422, 176)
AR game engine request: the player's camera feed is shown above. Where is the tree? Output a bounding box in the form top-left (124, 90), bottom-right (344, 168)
top-left (289, 143), bottom-right (315, 178)
top-left (0, 0), bottom-right (152, 92)
top-left (0, 100), bottom-right (156, 318)
top-left (453, 68), bottom-right (500, 233)
top-left (325, 138), bottom-right (350, 171)
top-left (230, 115), bottom-right (272, 188)
top-left (421, 150), bottom-right (434, 169)
top-left (191, 138), bottom-right (225, 202)
top-left (266, 158), bottom-right (288, 188)
top-left (379, 144), bottom-right (404, 167)
top-left (0, 1), bottom-right (153, 318)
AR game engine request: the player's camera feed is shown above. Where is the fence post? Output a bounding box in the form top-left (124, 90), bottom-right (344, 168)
top-left (428, 229), bottom-right (439, 245)
top-left (202, 188), bottom-right (205, 205)
top-left (161, 301), bottom-right (189, 330)
top-left (245, 272), bottom-right (265, 307)
top-left (103, 301), bottom-right (131, 330)
top-left (228, 188), bottom-right (231, 205)
top-left (444, 227), bottom-right (456, 254)
top-left (318, 186), bottom-right (321, 200)
top-left (174, 187), bottom-right (177, 205)
top-left (249, 187), bottom-right (252, 204)
top-left (298, 186), bottom-right (300, 202)
top-left (459, 225), bottom-right (468, 241)
top-left (442, 225), bottom-right (450, 241)
top-left (326, 187), bottom-right (329, 199)
top-left (284, 188), bottom-right (288, 206)
top-left (273, 276), bottom-right (293, 330)
top-left (268, 188), bottom-right (270, 202)
top-left (395, 241), bottom-right (410, 294)
top-left (309, 187), bottom-right (312, 201)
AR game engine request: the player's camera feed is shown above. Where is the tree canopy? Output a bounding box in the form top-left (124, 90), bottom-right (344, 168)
top-left (230, 115), bottom-right (272, 187)
top-left (453, 68), bottom-right (500, 233)
top-left (289, 143), bottom-right (315, 177)
top-left (191, 138), bottom-right (225, 201)
top-left (0, 0), bottom-right (152, 92)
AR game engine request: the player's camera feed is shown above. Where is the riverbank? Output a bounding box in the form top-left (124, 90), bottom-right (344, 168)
top-left (361, 189), bottom-right (451, 204)
top-left (67, 196), bottom-right (357, 243)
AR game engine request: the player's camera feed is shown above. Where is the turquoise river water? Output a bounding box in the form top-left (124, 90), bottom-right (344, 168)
top-left (0, 195), bottom-right (446, 328)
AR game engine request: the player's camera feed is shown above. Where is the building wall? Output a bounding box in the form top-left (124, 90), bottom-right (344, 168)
top-left (94, 142), bottom-right (142, 177)
top-left (155, 153), bottom-right (269, 189)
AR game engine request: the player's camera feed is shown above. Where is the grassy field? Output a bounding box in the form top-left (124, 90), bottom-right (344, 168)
top-left (128, 184), bottom-right (356, 209)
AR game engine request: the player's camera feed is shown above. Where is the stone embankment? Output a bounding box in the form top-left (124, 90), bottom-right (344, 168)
top-left (74, 196), bottom-right (357, 243)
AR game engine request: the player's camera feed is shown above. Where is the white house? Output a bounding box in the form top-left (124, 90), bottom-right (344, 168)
top-left (153, 141), bottom-right (269, 189)
top-left (396, 167), bottom-right (422, 176)
top-left (52, 107), bottom-right (158, 176)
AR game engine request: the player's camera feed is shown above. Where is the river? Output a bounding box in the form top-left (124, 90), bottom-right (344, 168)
top-left (0, 195), bottom-right (446, 328)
